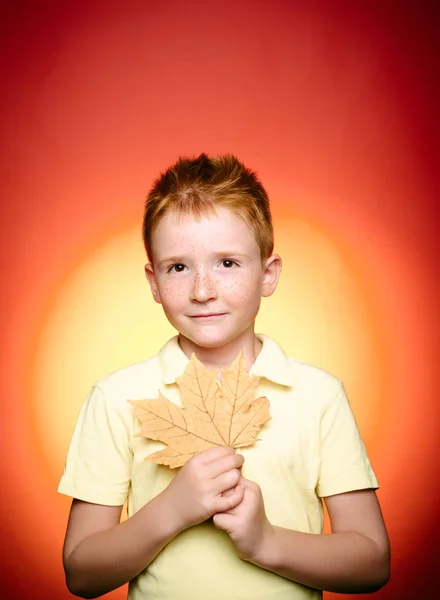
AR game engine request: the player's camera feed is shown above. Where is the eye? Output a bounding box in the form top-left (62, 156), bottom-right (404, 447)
top-left (221, 259), bottom-right (238, 268)
top-left (167, 263), bottom-right (186, 273)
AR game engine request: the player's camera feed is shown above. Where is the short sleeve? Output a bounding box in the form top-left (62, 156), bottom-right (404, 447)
top-left (316, 382), bottom-right (378, 498)
top-left (58, 384), bottom-right (133, 505)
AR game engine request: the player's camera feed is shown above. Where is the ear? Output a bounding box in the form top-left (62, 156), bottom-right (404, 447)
top-left (261, 254), bottom-right (282, 298)
top-left (144, 263), bottom-right (162, 304)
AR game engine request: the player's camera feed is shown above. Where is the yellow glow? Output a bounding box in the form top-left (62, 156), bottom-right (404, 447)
top-left (32, 219), bottom-right (380, 481)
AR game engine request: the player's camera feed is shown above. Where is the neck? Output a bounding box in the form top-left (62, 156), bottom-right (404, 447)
top-left (178, 330), bottom-right (262, 372)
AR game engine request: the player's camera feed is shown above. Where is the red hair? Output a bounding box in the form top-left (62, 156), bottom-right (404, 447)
top-left (142, 154), bottom-right (274, 262)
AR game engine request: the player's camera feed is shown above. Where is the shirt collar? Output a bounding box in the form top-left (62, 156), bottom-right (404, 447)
top-left (250, 334), bottom-right (293, 387)
top-left (158, 334), bottom-right (293, 388)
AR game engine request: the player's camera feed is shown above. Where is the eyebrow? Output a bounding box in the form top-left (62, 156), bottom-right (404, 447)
top-left (157, 256), bottom-right (186, 268)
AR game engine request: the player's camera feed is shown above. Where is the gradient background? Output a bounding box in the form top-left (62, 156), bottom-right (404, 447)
top-left (1, 1), bottom-right (439, 599)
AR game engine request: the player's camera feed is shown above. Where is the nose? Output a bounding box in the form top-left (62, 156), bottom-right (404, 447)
top-left (190, 271), bottom-right (217, 303)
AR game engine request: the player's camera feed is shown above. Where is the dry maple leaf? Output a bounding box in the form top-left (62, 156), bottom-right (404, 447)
top-left (128, 352), bottom-right (271, 468)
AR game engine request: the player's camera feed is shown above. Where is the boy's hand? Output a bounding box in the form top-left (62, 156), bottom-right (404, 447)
top-left (161, 446), bottom-right (244, 532)
top-left (212, 476), bottom-right (275, 562)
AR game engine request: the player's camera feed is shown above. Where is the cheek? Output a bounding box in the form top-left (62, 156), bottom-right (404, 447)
top-left (159, 280), bottom-right (187, 306)
top-left (220, 272), bottom-right (260, 302)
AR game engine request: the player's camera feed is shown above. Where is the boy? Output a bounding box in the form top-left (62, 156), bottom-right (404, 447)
top-left (58, 154), bottom-right (390, 600)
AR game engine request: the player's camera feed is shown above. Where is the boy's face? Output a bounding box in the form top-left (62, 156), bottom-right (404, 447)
top-left (145, 207), bottom-right (281, 352)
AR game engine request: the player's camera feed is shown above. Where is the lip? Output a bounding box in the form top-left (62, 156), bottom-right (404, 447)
top-left (189, 313), bottom-right (227, 320)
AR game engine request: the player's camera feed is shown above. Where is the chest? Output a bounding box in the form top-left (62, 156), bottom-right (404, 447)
top-left (131, 379), bottom-right (323, 496)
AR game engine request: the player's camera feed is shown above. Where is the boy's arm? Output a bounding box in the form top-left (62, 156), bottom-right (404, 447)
top-left (214, 481), bottom-right (390, 593)
top-left (63, 495), bottom-right (179, 599)
top-left (63, 447), bottom-right (244, 599)
top-left (254, 488), bottom-right (389, 593)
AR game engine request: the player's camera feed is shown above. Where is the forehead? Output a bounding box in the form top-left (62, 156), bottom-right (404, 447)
top-left (151, 207), bottom-right (258, 256)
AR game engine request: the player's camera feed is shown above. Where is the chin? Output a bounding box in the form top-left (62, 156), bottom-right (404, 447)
top-left (173, 319), bottom-right (255, 351)
top-left (187, 335), bottom-right (229, 349)
top-left (177, 328), bottom-right (232, 349)
top-left (189, 328), bottom-right (253, 351)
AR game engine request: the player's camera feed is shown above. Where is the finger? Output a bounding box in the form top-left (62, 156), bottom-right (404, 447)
top-left (199, 446), bottom-right (235, 464)
top-left (207, 452), bottom-right (244, 479)
top-left (211, 468), bottom-right (241, 496)
top-left (213, 482), bottom-right (245, 512)
top-left (237, 476), bottom-right (257, 491)
top-left (212, 512), bottom-right (235, 532)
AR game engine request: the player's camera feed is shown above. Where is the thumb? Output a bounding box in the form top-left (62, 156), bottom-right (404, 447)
top-left (238, 476), bottom-right (261, 498)
top-left (212, 511), bottom-right (235, 532)
top-left (238, 475), bottom-right (253, 489)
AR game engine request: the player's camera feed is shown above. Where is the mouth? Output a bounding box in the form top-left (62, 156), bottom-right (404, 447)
top-left (189, 313), bottom-right (227, 320)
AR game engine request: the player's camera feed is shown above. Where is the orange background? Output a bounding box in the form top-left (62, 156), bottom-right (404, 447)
top-left (1, 2), bottom-right (439, 599)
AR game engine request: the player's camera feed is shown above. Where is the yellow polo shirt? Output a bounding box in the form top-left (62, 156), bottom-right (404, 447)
top-left (58, 335), bottom-right (378, 600)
